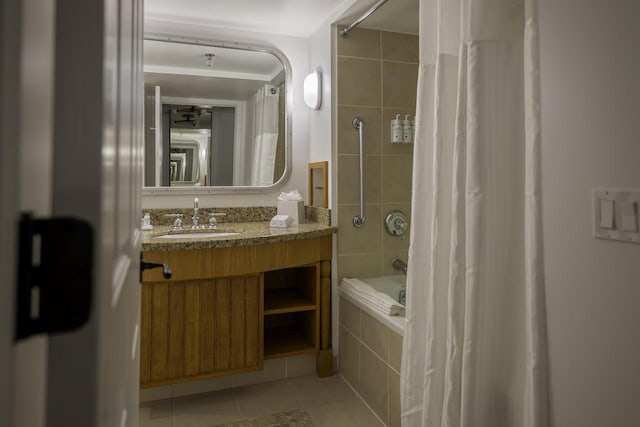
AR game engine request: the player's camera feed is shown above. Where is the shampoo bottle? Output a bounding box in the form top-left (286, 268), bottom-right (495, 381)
top-left (391, 114), bottom-right (402, 143)
top-left (402, 114), bottom-right (412, 143)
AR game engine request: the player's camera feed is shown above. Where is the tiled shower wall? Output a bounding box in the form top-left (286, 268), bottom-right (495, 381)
top-left (336, 28), bottom-right (417, 282)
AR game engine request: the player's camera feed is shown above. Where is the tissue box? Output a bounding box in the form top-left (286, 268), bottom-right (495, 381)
top-left (277, 200), bottom-right (304, 225)
top-left (270, 215), bottom-right (293, 228)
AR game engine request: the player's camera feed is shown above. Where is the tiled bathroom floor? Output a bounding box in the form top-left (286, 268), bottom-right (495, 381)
top-left (140, 374), bottom-right (386, 427)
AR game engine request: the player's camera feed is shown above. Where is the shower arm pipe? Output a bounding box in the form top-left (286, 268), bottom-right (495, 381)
top-left (340, 0), bottom-right (390, 38)
top-left (353, 117), bottom-right (366, 228)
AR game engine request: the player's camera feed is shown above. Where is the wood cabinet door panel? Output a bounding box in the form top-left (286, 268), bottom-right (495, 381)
top-left (244, 275), bottom-right (262, 368)
top-left (168, 282), bottom-right (185, 379)
top-left (150, 283), bottom-right (169, 383)
top-left (140, 274), bottom-right (263, 387)
top-left (214, 278), bottom-right (231, 373)
top-left (184, 282), bottom-right (201, 377)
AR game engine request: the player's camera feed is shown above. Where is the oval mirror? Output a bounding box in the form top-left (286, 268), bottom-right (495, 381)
top-left (142, 35), bottom-right (292, 194)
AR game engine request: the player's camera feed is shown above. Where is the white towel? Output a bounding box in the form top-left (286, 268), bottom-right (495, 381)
top-left (341, 278), bottom-right (405, 316)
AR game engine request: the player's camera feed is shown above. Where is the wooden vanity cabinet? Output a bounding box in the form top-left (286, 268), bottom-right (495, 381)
top-left (140, 275), bottom-right (263, 387)
top-left (140, 235), bottom-right (332, 388)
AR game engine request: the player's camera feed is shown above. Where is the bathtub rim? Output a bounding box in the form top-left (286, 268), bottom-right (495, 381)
top-left (338, 286), bottom-right (406, 336)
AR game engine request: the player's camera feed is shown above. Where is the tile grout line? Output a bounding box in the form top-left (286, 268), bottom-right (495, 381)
top-left (231, 386), bottom-right (243, 420)
top-left (338, 373), bottom-right (388, 427)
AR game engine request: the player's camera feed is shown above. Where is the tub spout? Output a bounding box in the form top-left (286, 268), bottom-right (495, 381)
top-left (392, 258), bottom-right (407, 275)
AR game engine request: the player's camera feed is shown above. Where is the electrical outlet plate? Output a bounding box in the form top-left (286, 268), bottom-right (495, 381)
top-left (593, 188), bottom-right (640, 244)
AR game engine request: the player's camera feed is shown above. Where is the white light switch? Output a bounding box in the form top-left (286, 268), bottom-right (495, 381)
top-left (593, 189), bottom-right (640, 244)
top-left (619, 201), bottom-right (638, 232)
top-left (599, 199), bottom-right (615, 229)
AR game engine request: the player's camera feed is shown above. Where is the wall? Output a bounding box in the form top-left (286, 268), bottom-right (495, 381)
top-left (142, 19), bottom-right (311, 208)
top-left (308, 24), bottom-right (334, 209)
top-left (335, 28), bottom-right (417, 283)
top-left (538, 1), bottom-right (640, 426)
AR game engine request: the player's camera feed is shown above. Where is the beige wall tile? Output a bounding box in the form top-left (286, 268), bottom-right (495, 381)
top-left (388, 368), bottom-right (401, 427)
top-left (388, 331), bottom-right (403, 374)
top-left (338, 253), bottom-right (383, 281)
top-left (337, 204), bottom-right (382, 254)
top-left (286, 353), bottom-right (317, 378)
top-left (382, 156), bottom-right (413, 203)
top-left (140, 385), bottom-right (172, 404)
top-left (172, 375), bottom-right (232, 398)
top-left (231, 358), bottom-right (285, 388)
top-left (338, 57), bottom-right (381, 106)
top-left (361, 312), bottom-right (389, 362)
top-left (338, 105), bottom-right (382, 155)
top-left (339, 297), bottom-right (361, 338)
top-left (382, 61), bottom-right (418, 108)
top-left (337, 28), bottom-right (381, 59)
top-left (381, 32), bottom-right (419, 63)
top-left (336, 30), bottom-right (417, 300)
top-left (359, 345), bottom-right (389, 422)
top-left (382, 108), bottom-right (416, 155)
top-left (337, 155), bottom-right (382, 204)
top-left (338, 326), bottom-right (360, 391)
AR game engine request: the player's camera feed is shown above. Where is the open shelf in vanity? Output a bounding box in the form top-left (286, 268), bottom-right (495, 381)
top-left (263, 265), bottom-right (320, 358)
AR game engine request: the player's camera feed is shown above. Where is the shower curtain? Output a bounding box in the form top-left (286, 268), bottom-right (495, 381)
top-left (401, 0), bottom-right (549, 426)
top-left (250, 85), bottom-right (279, 186)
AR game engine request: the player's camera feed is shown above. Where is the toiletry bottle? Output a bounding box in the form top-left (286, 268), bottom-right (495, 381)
top-left (391, 114), bottom-right (402, 143)
top-left (403, 114), bottom-right (412, 143)
top-left (143, 212), bottom-right (151, 227)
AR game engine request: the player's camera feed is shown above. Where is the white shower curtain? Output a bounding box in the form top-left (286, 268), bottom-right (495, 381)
top-left (250, 85), bottom-right (279, 186)
top-left (401, 0), bottom-right (549, 426)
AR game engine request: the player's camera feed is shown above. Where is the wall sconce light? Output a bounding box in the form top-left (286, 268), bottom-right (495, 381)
top-left (303, 69), bottom-right (322, 110)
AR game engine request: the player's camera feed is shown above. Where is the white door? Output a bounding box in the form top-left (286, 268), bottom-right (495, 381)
top-left (0, 0), bottom-right (21, 425)
top-left (1, 0), bottom-right (145, 425)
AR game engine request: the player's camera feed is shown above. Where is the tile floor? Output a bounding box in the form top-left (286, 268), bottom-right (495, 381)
top-left (140, 374), bottom-right (385, 427)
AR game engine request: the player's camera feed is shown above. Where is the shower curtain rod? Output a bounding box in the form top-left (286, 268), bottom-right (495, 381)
top-left (339, 0), bottom-right (390, 38)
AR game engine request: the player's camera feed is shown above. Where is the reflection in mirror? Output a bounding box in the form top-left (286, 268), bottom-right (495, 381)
top-left (308, 161), bottom-right (328, 208)
top-left (143, 37), bottom-right (290, 191)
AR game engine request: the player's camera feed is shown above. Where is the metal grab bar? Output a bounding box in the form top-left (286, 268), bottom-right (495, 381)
top-left (340, 0), bottom-right (391, 38)
top-left (352, 117), bottom-right (366, 228)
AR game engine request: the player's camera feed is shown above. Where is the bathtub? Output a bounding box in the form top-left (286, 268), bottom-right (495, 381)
top-left (338, 275), bottom-right (406, 336)
top-left (338, 275), bottom-right (405, 426)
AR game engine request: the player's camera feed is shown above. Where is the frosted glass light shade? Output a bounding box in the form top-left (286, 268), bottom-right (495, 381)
top-left (303, 69), bottom-right (322, 110)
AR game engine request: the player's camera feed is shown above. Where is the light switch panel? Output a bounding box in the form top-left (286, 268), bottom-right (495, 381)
top-left (593, 188), bottom-right (640, 244)
top-left (599, 199), bottom-right (615, 229)
top-left (619, 201), bottom-right (638, 232)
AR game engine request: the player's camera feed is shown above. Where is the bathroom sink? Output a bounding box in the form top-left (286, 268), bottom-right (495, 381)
top-left (156, 231), bottom-right (240, 239)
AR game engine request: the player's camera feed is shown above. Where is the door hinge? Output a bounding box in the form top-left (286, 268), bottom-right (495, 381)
top-left (16, 213), bottom-right (93, 341)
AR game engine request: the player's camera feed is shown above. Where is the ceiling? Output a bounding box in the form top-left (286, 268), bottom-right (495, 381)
top-left (145, 0), bottom-right (419, 37)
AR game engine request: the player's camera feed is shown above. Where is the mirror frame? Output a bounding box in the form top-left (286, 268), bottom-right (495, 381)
top-left (142, 33), bottom-right (293, 195)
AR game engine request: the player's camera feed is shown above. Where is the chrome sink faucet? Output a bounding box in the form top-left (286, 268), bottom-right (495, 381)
top-left (192, 197), bottom-right (201, 229)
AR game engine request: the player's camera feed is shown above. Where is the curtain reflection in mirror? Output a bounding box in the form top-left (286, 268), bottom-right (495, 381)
top-left (250, 84), bottom-right (280, 186)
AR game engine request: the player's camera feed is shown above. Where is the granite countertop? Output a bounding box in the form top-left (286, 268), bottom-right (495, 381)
top-left (141, 221), bottom-right (336, 252)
